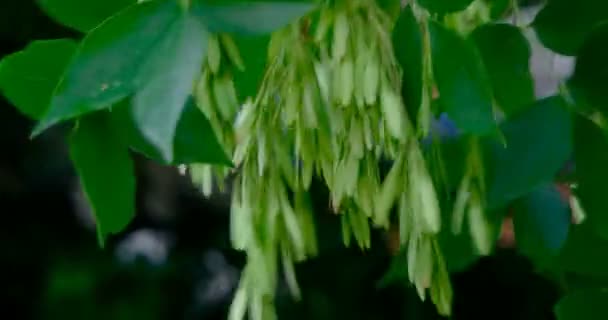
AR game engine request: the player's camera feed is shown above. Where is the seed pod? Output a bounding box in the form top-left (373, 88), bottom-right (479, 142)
top-left (467, 193), bottom-right (492, 255)
top-left (284, 86), bottom-right (300, 126)
top-left (213, 75), bottom-right (237, 121)
top-left (407, 233), bottom-right (418, 283)
top-left (380, 82), bottom-right (406, 141)
top-left (281, 247), bottom-right (302, 299)
top-left (314, 62), bottom-right (331, 103)
top-left (207, 35), bottom-right (221, 74)
top-left (228, 278), bottom-right (248, 320)
top-left (332, 11), bottom-right (350, 60)
top-left (343, 157), bottom-right (360, 196)
top-left (257, 131), bottom-right (267, 176)
top-left (452, 175), bottom-right (471, 234)
top-left (315, 8), bottom-right (333, 43)
top-left (295, 192), bottom-right (317, 256)
top-left (357, 175), bottom-right (374, 216)
top-left (354, 54), bottom-right (367, 108)
top-left (339, 59), bottom-right (355, 106)
top-left (230, 184), bottom-right (251, 251)
top-left (220, 34), bottom-right (245, 71)
top-left (362, 115), bottom-right (374, 150)
top-left (419, 174), bottom-right (441, 233)
top-left (302, 84), bottom-right (318, 128)
top-left (349, 117), bottom-right (364, 159)
top-left (375, 154), bottom-right (404, 228)
top-left (364, 53), bottom-right (380, 105)
top-left (281, 198), bottom-right (305, 259)
top-left (398, 193), bottom-right (410, 245)
top-left (341, 213), bottom-right (352, 247)
top-left (415, 237), bottom-right (433, 300)
top-left (195, 71), bottom-right (216, 118)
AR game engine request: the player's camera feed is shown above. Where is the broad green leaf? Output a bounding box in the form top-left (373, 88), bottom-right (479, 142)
top-left (69, 111), bottom-right (135, 246)
top-left (0, 39), bottom-right (76, 119)
top-left (471, 23), bottom-right (534, 116)
top-left (428, 21), bottom-right (495, 135)
top-left (111, 97), bottom-right (231, 166)
top-left (392, 5), bottom-right (423, 123)
top-left (555, 289), bottom-right (608, 320)
top-left (568, 22), bottom-right (608, 114)
top-left (532, 0), bottom-right (608, 56)
top-left (232, 35), bottom-right (271, 103)
top-left (32, 0), bottom-right (209, 163)
top-left (484, 96), bottom-right (572, 209)
top-left (37, 0), bottom-right (136, 33)
top-left (573, 116), bottom-right (608, 239)
top-left (418, 0), bottom-right (474, 14)
top-left (194, 1), bottom-right (315, 35)
top-left (513, 184), bottom-right (570, 267)
top-left (559, 223), bottom-right (608, 278)
top-left (131, 12), bottom-right (208, 162)
top-left (32, 0), bottom-right (180, 134)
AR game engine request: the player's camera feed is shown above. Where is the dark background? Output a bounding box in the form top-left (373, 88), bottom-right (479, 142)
top-left (0, 0), bottom-right (560, 319)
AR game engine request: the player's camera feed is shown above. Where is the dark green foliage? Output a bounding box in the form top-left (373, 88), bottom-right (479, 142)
top-left (69, 111), bottom-right (135, 246)
top-left (0, 39), bottom-right (76, 119)
top-left (470, 23), bottom-right (534, 116)
top-left (428, 20), bottom-right (496, 135)
top-left (484, 96), bottom-right (572, 210)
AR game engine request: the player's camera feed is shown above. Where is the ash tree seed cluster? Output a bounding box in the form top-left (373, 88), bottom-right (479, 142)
top-left (3, 0), bottom-right (608, 320)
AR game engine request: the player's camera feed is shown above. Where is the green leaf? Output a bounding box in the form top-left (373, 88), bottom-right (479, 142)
top-left (573, 116), bottom-right (608, 239)
top-left (0, 39), bottom-right (76, 120)
top-left (392, 5), bottom-right (423, 123)
top-left (471, 23), bottom-right (535, 116)
top-left (418, 0), bottom-right (474, 14)
top-left (232, 35), bottom-right (271, 103)
top-left (32, 0), bottom-right (209, 163)
top-left (559, 223), bottom-right (608, 278)
top-left (484, 96), bottom-right (572, 209)
top-left (568, 22), bottom-right (608, 114)
top-left (37, 0), bottom-right (136, 33)
top-left (512, 184), bottom-right (571, 267)
top-left (555, 289), bottom-right (608, 320)
top-left (194, 1), bottom-right (315, 35)
top-left (112, 97), bottom-right (232, 166)
top-left (131, 11), bottom-right (208, 163)
top-left (428, 20), bottom-right (495, 135)
top-left (69, 111), bottom-right (135, 246)
top-left (532, 0), bottom-right (608, 56)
